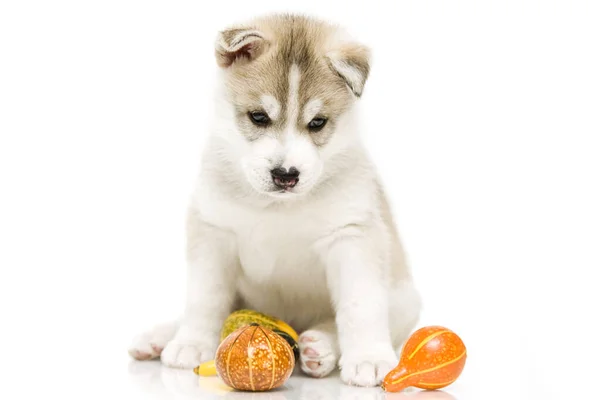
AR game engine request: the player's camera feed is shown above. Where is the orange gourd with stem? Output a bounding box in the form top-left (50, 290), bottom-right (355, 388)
top-left (383, 325), bottom-right (467, 392)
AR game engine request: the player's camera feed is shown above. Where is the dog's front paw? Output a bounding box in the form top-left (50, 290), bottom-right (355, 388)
top-left (299, 329), bottom-right (339, 378)
top-left (339, 345), bottom-right (398, 387)
top-left (160, 340), bottom-right (215, 369)
top-left (128, 322), bottom-right (177, 361)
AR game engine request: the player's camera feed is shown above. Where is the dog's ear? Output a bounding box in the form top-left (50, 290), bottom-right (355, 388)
top-left (326, 43), bottom-right (371, 97)
top-left (215, 26), bottom-right (269, 68)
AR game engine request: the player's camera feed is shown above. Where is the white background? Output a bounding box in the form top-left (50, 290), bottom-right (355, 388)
top-left (1, 1), bottom-right (599, 399)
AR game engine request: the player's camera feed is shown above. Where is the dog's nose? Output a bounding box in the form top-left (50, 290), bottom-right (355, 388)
top-left (271, 167), bottom-right (300, 189)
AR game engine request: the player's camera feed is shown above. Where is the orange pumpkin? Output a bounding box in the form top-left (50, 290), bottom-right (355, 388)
top-left (215, 323), bottom-right (295, 391)
top-left (383, 325), bottom-right (467, 392)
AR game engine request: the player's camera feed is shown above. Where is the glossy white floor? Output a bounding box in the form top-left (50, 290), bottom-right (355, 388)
top-left (127, 362), bottom-right (464, 400)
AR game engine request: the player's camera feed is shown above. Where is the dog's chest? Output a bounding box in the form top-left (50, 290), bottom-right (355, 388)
top-left (234, 208), bottom-right (325, 283)
top-left (199, 188), bottom-right (364, 285)
top-left (230, 208), bottom-right (334, 327)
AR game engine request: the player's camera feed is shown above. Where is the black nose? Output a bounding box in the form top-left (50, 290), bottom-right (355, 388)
top-left (271, 167), bottom-right (300, 189)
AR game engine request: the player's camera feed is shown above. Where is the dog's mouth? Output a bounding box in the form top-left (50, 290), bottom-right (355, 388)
top-left (268, 184), bottom-right (301, 198)
top-left (273, 177), bottom-right (299, 191)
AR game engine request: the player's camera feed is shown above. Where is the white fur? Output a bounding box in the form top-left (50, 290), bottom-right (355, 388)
top-left (216, 29), bottom-right (264, 53)
top-left (287, 65), bottom-right (301, 127)
top-left (327, 53), bottom-right (366, 95)
top-left (260, 94), bottom-right (280, 120)
top-left (130, 38), bottom-right (421, 388)
top-left (303, 98), bottom-right (323, 123)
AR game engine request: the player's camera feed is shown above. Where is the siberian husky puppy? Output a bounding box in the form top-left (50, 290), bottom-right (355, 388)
top-left (129, 13), bottom-right (421, 387)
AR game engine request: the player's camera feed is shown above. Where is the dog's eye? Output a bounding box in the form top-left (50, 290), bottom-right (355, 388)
top-left (248, 111), bottom-right (271, 126)
top-left (308, 117), bottom-right (327, 132)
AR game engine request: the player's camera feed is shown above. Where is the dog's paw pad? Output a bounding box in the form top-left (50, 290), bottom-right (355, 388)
top-left (299, 330), bottom-right (338, 378)
top-left (128, 322), bottom-right (177, 361)
top-left (300, 335), bottom-right (318, 343)
top-left (305, 360), bottom-right (321, 370)
top-left (302, 347), bottom-right (319, 357)
top-left (340, 348), bottom-right (398, 387)
top-left (129, 334), bottom-right (165, 360)
top-left (128, 349), bottom-right (154, 361)
top-left (160, 341), bottom-right (211, 369)
top-left (151, 344), bottom-right (164, 355)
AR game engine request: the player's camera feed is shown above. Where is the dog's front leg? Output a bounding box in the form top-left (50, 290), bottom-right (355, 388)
top-left (325, 235), bottom-right (398, 387)
top-left (160, 210), bottom-right (237, 369)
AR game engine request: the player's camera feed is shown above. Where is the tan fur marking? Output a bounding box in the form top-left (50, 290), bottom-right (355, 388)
top-left (218, 14), bottom-right (370, 145)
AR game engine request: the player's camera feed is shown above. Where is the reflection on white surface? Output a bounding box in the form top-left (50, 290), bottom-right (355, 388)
top-left (128, 360), bottom-right (458, 400)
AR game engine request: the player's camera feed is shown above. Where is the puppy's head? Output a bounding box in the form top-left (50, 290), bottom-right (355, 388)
top-left (213, 14), bottom-right (370, 198)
